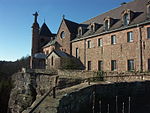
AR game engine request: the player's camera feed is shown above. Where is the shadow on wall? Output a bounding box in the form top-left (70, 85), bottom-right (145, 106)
top-left (60, 56), bottom-right (85, 70)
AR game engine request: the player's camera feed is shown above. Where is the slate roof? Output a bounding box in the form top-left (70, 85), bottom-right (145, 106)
top-left (72, 0), bottom-right (150, 41)
top-left (63, 19), bottom-right (79, 34)
top-left (43, 39), bottom-right (57, 48)
top-left (47, 50), bottom-right (70, 58)
top-left (39, 23), bottom-right (52, 37)
top-left (34, 53), bottom-right (46, 59)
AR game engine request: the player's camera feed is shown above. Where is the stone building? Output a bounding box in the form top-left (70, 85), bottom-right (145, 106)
top-left (30, 0), bottom-right (150, 72)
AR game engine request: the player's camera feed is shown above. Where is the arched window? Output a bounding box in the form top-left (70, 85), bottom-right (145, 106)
top-left (60, 31), bottom-right (65, 39)
top-left (105, 20), bottom-right (110, 31)
top-left (123, 13), bottom-right (130, 25)
top-left (91, 25), bottom-right (94, 32)
top-left (78, 27), bottom-right (82, 36)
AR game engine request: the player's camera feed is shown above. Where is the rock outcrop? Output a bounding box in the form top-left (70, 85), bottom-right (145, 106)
top-left (8, 73), bottom-right (36, 113)
top-left (8, 71), bottom-right (58, 113)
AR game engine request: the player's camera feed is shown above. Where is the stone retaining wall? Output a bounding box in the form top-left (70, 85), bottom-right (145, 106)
top-left (58, 81), bottom-right (150, 113)
top-left (58, 69), bottom-right (96, 79)
top-left (58, 69), bottom-right (150, 82)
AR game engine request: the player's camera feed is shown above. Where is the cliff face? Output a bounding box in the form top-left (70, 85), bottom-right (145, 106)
top-left (8, 72), bottom-right (57, 113)
top-left (8, 73), bottom-right (36, 113)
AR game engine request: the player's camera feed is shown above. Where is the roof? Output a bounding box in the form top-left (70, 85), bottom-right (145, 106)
top-left (63, 19), bottom-right (79, 34)
top-left (47, 50), bottom-right (70, 58)
top-left (43, 39), bottom-right (57, 48)
top-left (39, 23), bottom-right (52, 37)
top-left (72, 0), bottom-right (149, 41)
top-left (34, 53), bottom-right (46, 59)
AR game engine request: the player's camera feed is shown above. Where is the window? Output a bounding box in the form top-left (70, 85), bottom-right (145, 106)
top-left (127, 31), bottom-right (133, 42)
top-left (128, 59), bottom-right (134, 71)
top-left (148, 59), bottom-right (150, 71)
top-left (78, 27), bottom-right (82, 36)
top-left (105, 20), bottom-right (110, 31)
top-left (91, 25), bottom-right (94, 32)
top-left (87, 40), bottom-right (91, 48)
top-left (148, 6), bottom-right (150, 15)
top-left (98, 38), bottom-right (103, 47)
top-left (111, 60), bottom-right (117, 71)
top-left (88, 61), bottom-right (91, 70)
top-left (76, 48), bottom-right (79, 59)
top-left (98, 61), bottom-right (103, 71)
top-left (51, 56), bottom-right (54, 66)
top-left (147, 27), bottom-right (150, 39)
top-left (147, 5), bottom-right (150, 18)
top-left (123, 13), bottom-right (130, 26)
top-left (60, 31), bottom-right (65, 38)
top-left (111, 35), bottom-right (116, 45)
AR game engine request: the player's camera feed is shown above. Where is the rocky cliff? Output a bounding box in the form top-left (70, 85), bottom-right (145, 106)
top-left (8, 71), bottom-right (58, 113)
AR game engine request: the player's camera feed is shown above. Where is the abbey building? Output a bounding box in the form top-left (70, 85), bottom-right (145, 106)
top-left (30, 0), bottom-right (150, 72)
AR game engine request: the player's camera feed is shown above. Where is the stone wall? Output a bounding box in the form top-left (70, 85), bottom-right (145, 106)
top-left (58, 86), bottom-right (94, 113)
top-left (58, 69), bottom-right (96, 79)
top-left (58, 81), bottom-right (150, 113)
top-left (58, 69), bottom-right (150, 83)
top-left (56, 19), bottom-right (72, 55)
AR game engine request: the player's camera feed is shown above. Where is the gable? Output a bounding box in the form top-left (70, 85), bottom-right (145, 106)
top-left (57, 19), bottom-right (71, 40)
top-left (47, 51), bottom-right (60, 59)
top-left (47, 50), bottom-right (70, 59)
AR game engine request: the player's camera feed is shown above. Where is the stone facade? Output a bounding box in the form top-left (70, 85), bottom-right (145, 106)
top-left (56, 19), bottom-right (72, 55)
top-left (72, 25), bottom-right (150, 72)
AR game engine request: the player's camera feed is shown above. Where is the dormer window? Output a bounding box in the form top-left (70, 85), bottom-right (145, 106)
top-left (104, 17), bottom-right (114, 31)
top-left (78, 27), bottom-right (82, 36)
top-left (90, 22), bottom-right (100, 32)
top-left (123, 13), bottom-right (130, 25)
top-left (91, 25), bottom-right (94, 32)
top-left (122, 9), bottom-right (134, 26)
top-left (105, 20), bottom-right (110, 31)
top-left (147, 3), bottom-right (150, 18)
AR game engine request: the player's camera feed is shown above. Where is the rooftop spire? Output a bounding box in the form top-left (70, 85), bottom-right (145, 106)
top-left (33, 12), bottom-right (38, 23)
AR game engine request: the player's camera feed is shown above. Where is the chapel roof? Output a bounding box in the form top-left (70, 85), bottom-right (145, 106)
top-left (63, 19), bottom-right (79, 34)
top-left (47, 50), bottom-right (70, 58)
top-left (39, 23), bottom-right (52, 37)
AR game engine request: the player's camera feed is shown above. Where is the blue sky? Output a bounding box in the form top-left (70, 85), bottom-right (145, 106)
top-left (0, 0), bottom-right (132, 61)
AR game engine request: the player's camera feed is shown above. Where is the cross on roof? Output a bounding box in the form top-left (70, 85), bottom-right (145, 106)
top-left (33, 12), bottom-right (38, 23)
